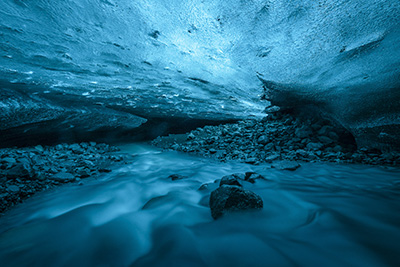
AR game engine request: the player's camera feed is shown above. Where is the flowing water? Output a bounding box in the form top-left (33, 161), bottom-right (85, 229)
top-left (0, 144), bottom-right (399, 266)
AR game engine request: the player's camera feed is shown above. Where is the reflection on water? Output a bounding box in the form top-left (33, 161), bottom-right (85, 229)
top-left (0, 144), bottom-right (399, 266)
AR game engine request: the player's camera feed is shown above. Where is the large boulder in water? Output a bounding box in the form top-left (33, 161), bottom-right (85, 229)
top-left (209, 185), bottom-right (263, 220)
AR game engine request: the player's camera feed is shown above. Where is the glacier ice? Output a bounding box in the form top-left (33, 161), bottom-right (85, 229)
top-left (0, 0), bottom-right (399, 149)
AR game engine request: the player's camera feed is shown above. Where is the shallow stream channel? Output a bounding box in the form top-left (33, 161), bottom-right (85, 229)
top-left (0, 144), bottom-right (399, 266)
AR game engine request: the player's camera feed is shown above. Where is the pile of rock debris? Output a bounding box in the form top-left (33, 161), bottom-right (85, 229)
top-left (153, 113), bottom-right (400, 166)
top-left (0, 142), bottom-right (133, 215)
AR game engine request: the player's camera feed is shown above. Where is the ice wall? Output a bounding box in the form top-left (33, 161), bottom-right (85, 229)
top-left (0, 0), bottom-right (257, 89)
top-left (1, 0), bottom-right (399, 149)
top-left (0, 0), bottom-right (264, 145)
top-left (224, 0), bottom-right (400, 149)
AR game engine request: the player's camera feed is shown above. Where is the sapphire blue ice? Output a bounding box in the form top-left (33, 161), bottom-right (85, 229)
top-left (0, 0), bottom-right (399, 148)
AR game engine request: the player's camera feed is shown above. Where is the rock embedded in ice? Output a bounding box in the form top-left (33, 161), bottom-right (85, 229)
top-left (264, 106), bottom-right (280, 113)
top-left (209, 185), bottom-right (263, 220)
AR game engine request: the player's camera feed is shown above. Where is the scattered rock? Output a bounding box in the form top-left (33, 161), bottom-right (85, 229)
top-left (318, 136), bottom-right (334, 144)
top-left (198, 184), bottom-right (209, 191)
top-left (271, 160), bottom-right (301, 171)
top-left (295, 128), bottom-right (312, 138)
top-left (168, 174), bottom-right (188, 181)
top-left (244, 172), bottom-right (266, 183)
top-left (0, 142), bottom-right (132, 215)
top-left (6, 163), bottom-right (35, 179)
top-left (77, 168), bottom-right (91, 178)
top-left (328, 132), bottom-right (339, 141)
top-left (264, 106), bottom-right (280, 113)
top-left (209, 149), bottom-right (217, 154)
top-left (257, 135), bottom-right (269, 144)
top-left (152, 113), bottom-right (398, 167)
top-left (198, 182), bottom-right (218, 192)
top-left (306, 142), bottom-right (323, 150)
top-left (51, 172), bottom-right (75, 181)
top-left (265, 153), bottom-right (280, 163)
top-left (245, 158), bottom-right (257, 164)
top-left (99, 168), bottom-right (112, 173)
top-left (1, 157), bottom-right (16, 165)
top-left (220, 174), bottom-right (243, 187)
top-left (333, 145), bottom-right (343, 152)
top-left (7, 185), bottom-right (20, 193)
top-left (209, 185), bottom-right (263, 219)
top-left (34, 145), bottom-right (44, 152)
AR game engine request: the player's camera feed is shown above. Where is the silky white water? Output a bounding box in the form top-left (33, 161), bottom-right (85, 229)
top-left (0, 144), bottom-right (399, 266)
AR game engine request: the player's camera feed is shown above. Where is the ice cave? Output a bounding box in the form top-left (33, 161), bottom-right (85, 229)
top-left (0, 0), bottom-right (400, 266)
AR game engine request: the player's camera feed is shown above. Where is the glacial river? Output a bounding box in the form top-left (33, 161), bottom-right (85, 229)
top-left (0, 144), bottom-right (399, 266)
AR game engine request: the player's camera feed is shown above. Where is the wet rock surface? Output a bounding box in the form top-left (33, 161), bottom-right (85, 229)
top-left (168, 174), bottom-right (188, 181)
top-left (210, 184), bottom-right (263, 219)
top-left (0, 142), bottom-right (134, 215)
top-left (153, 112), bottom-right (400, 166)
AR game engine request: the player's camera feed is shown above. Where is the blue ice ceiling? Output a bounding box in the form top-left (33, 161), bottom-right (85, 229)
top-left (0, 0), bottom-right (256, 89)
top-left (1, 0), bottom-right (400, 148)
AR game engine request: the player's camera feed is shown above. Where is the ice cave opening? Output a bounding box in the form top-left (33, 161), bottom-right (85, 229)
top-left (0, 1), bottom-right (400, 266)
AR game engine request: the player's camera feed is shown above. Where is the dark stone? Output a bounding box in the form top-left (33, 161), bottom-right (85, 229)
top-left (6, 162), bottom-right (35, 179)
top-left (264, 153), bottom-right (279, 162)
top-left (333, 145), bottom-right (343, 152)
top-left (244, 157), bottom-right (257, 164)
top-left (7, 185), bottom-right (20, 193)
top-left (209, 185), bottom-right (263, 219)
top-left (1, 157), bottom-right (16, 163)
top-left (328, 132), bottom-right (339, 140)
top-left (34, 145), bottom-right (44, 152)
top-left (318, 136), bottom-right (334, 144)
top-left (271, 160), bottom-right (301, 171)
top-left (220, 174), bottom-right (243, 187)
top-left (198, 184), bottom-right (209, 191)
top-left (264, 143), bottom-right (275, 151)
top-left (168, 174), bottom-right (188, 181)
top-left (244, 172), bottom-right (266, 183)
top-left (257, 135), bottom-right (269, 145)
top-left (51, 172), bottom-right (75, 181)
top-left (149, 30), bottom-right (160, 39)
top-left (99, 168), bottom-right (112, 173)
top-left (295, 128), bottom-right (312, 138)
top-left (264, 106), bottom-right (280, 113)
top-left (209, 148), bottom-right (217, 154)
top-left (318, 126), bottom-right (334, 136)
top-left (77, 168), bottom-right (91, 178)
top-left (306, 142), bottom-right (323, 150)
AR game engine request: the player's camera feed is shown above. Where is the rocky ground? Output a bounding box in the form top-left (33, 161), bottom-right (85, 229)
top-left (2, 112), bottom-right (399, 218)
top-left (0, 142), bottom-right (134, 216)
top-left (152, 112), bottom-right (400, 168)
